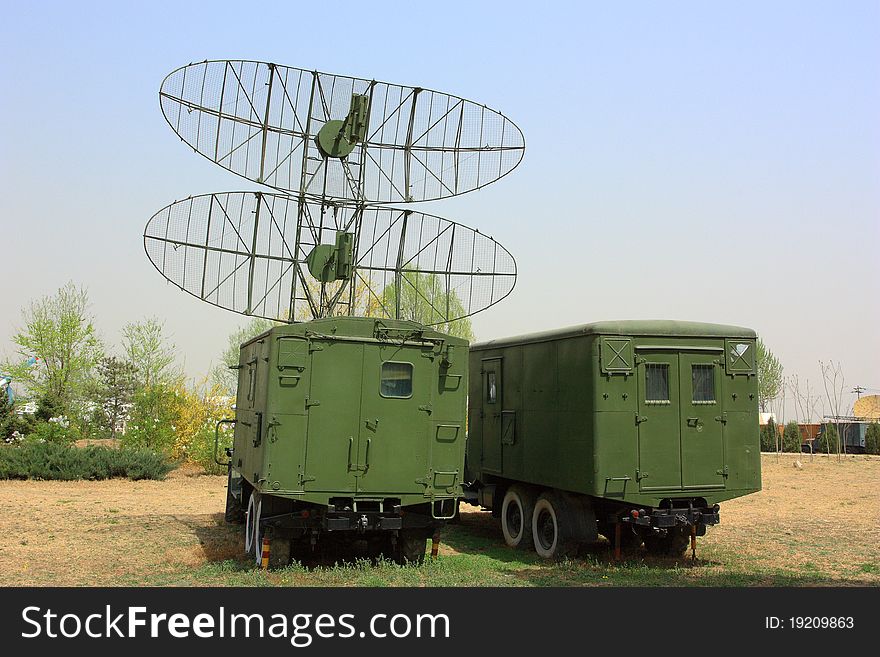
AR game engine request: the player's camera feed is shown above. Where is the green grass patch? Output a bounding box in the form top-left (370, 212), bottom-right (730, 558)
top-left (0, 441), bottom-right (171, 481)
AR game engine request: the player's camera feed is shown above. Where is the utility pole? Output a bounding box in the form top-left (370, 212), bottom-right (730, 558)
top-left (852, 385), bottom-right (866, 399)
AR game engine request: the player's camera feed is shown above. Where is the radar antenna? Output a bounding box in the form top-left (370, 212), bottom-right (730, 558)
top-left (146, 60), bottom-right (524, 326)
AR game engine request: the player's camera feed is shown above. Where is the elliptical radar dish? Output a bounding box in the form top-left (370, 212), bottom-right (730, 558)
top-left (144, 192), bottom-right (516, 325)
top-left (147, 60), bottom-right (523, 327)
top-left (159, 60), bottom-right (525, 203)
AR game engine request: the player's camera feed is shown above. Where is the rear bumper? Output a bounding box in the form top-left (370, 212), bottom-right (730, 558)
top-left (260, 507), bottom-right (444, 536)
top-left (621, 504), bottom-right (720, 529)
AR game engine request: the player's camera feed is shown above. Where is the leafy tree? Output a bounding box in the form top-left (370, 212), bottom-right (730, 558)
top-left (866, 423), bottom-right (880, 456)
top-left (91, 356), bottom-right (137, 440)
top-left (782, 421), bottom-right (802, 453)
top-left (4, 282), bottom-right (103, 415)
top-left (379, 271), bottom-right (474, 341)
top-left (212, 317), bottom-right (277, 395)
top-left (756, 338), bottom-right (783, 412)
top-left (121, 317), bottom-right (177, 389)
top-left (119, 318), bottom-right (181, 453)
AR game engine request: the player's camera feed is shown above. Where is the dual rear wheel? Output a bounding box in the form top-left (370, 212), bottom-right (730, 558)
top-left (501, 487), bottom-right (576, 559)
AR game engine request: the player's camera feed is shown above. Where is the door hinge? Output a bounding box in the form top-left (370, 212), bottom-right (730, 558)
top-left (305, 397), bottom-right (320, 408)
top-left (635, 414), bottom-right (648, 424)
top-left (636, 469), bottom-right (648, 481)
top-left (716, 465), bottom-right (729, 478)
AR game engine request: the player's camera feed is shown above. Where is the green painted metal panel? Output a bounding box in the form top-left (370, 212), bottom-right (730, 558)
top-left (600, 336), bottom-right (633, 373)
top-left (637, 351), bottom-right (683, 491)
top-left (303, 340), bottom-right (362, 494)
top-left (468, 323), bottom-right (761, 510)
top-left (233, 316), bottom-right (468, 508)
top-left (356, 344), bottom-right (430, 496)
top-left (679, 352), bottom-right (726, 489)
top-left (480, 358), bottom-right (503, 474)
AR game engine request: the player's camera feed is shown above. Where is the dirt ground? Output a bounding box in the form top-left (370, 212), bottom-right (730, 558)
top-left (0, 454), bottom-right (877, 586)
top-left (703, 453), bottom-right (880, 583)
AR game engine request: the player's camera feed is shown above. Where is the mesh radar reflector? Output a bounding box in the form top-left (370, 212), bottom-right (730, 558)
top-left (144, 192), bottom-right (516, 324)
top-left (159, 60), bottom-right (525, 203)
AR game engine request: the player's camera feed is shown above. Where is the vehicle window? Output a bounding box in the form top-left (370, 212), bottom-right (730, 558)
top-left (487, 371), bottom-right (497, 404)
top-left (380, 362), bottom-right (413, 398)
top-left (645, 364), bottom-right (669, 402)
top-left (692, 364), bottom-right (716, 403)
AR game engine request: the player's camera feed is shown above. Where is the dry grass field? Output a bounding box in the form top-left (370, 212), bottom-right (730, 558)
top-left (1, 454), bottom-right (877, 586)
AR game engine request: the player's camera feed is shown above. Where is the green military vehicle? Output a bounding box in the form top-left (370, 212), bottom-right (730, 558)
top-left (465, 320), bottom-right (762, 558)
top-left (222, 317), bottom-right (468, 565)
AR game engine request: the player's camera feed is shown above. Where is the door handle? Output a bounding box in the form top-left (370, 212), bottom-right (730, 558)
top-left (687, 417), bottom-right (702, 428)
top-left (363, 438), bottom-right (371, 473)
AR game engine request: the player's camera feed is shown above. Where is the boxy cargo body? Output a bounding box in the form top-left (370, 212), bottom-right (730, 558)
top-left (226, 317), bottom-right (468, 564)
top-left (466, 320), bottom-right (762, 558)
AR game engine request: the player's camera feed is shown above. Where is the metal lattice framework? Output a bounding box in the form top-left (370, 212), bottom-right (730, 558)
top-left (146, 60), bottom-right (523, 325)
top-left (160, 60), bottom-right (524, 204)
top-left (144, 192), bottom-right (516, 325)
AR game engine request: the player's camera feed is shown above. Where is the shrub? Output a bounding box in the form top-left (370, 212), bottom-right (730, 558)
top-left (760, 419), bottom-right (778, 451)
top-left (866, 423), bottom-right (880, 456)
top-left (1, 398), bottom-right (34, 443)
top-left (171, 381), bottom-right (234, 475)
top-left (122, 384), bottom-right (183, 455)
top-left (818, 424), bottom-right (839, 454)
top-left (29, 419), bottom-right (79, 445)
top-left (782, 421), bottom-right (802, 453)
top-left (119, 379), bottom-right (233, 474)
top-left (0, 442), bottom-right (171, 481)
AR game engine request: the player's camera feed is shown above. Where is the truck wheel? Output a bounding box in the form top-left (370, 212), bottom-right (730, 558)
top-left (501, 485), bottom-right (535, 549)
top-left (224, 468), bottom-right (245, 524)
top-left (644, 527), bottom-right (690, 557)
top-left (245, 492), bottom-right (261, 556)
top-left (395, 529), bottom-right (428, 565)
top-left (531, 492), bottom-right (576, 559)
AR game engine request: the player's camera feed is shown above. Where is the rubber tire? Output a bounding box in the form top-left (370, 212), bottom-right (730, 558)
top-left (501, 485), bottom-right (535, 549)
top-left (224, 468), bottom-right (245, 524)
top-left (644, 527), bottom-right (690, 557)
top-left (531, 492), bottom-right (576, 560)
top-left (245, 492), bottom-right (261, 557)
top-left (252, 495), bottom-right (263, 565)
top-left (395, 529), bottom-right (428, 565)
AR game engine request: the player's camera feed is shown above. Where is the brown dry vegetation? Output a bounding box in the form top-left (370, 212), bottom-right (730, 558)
top-left (0, 454), bottom-right (877, 586)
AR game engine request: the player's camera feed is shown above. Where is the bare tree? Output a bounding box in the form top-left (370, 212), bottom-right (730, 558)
top-left (791, 375), bottom-right (821, 461)
top-left (819, 360), bottom-right (853, 461)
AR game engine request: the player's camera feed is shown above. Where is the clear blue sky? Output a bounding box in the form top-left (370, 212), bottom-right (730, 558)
top-left (1, 1), bottom-right (878, 418)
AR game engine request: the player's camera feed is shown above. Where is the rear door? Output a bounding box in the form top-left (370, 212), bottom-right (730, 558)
top-left (302, 340), bottom-right (362, 494)
top-left (679, 352), bottom-right (725, 489)
top-left (637, 349), bottom-right (727, 492)
top-left (637, 351), bottom-right (682, 491)
top-left (356, 345), bottom-right (429, 495)
top-left (479, 358), bottom-right (503, 474)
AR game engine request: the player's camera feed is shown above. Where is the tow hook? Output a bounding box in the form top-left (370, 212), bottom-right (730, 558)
top-left (356, 514), bottom-right (369, 533)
